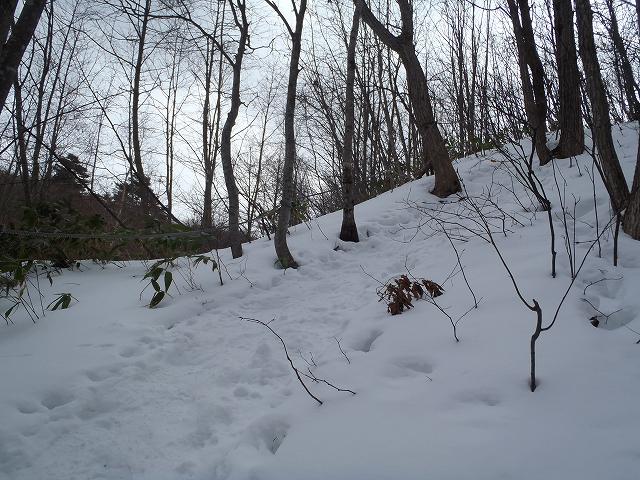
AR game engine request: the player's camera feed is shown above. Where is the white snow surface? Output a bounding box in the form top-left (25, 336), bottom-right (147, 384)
top-left (2, 124), bottom-right (640, 480)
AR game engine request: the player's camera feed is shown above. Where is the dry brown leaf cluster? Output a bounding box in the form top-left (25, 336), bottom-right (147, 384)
top-left (377, 274), bottom-right (444, 315)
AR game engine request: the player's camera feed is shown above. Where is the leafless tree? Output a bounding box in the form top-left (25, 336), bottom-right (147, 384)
top-left (357, 0), bottom-right (461, 197)
top-left (266, 0), bottom-right (308, 268)
top-left (339, 3), bottom-right (361, 243)
top-left (575, 0), bottom-right (629, 214)
top-left (506, 0), bottom-right (551, 165)
top-left (551, 0), bottom-right (584, 158)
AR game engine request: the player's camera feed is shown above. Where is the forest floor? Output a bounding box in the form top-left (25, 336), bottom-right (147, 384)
top-left (1, 123), bottom-right (639, 480)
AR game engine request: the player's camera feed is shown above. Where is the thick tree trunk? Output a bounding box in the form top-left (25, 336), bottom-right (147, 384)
top-left (273, 0), bottom-right (307, 269)
top-left (622, 0), bottom-right (640, 239)
top-left (220, 0), bottom-right (248, 259)
top-left (623, 132), bottom-right (640, 239)
top-left (0, 0), bottom-right (46, 115)
top-left (340, 4), bottom-right (361, 243)
top-left (575, 0), bottom-right (629, 213)
top-left (358, 0), bottom-right (460, 197)
top-left (0, 0), bottom-right (19, 47)
top-left (401, 47), bottom-right (460, 196)
top-left (507, 0), bottom-right (551, 165)
top-left (552, 0), bottom-right (584, 158)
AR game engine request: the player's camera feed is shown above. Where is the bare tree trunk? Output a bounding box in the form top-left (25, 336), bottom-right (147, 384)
top-left (0, 0), bottom-right (46, 114)
top-left (507, 0), bottom-right (551, 165)
top-left (605, 0), bottom-right (639, 121)
top-left (0, 0), bottom-right (19, 46)
top-left (131, 0), bottom-right (151, 212)
top-left (201, 3), bottom-right (225, 228)
top-left (165, 36), bottom-right (183, 218)
top-left (201, 38), bottom-right (218, 228)
top-left (575, 0), bottom-right (629, 213)
top-left (552, 0), bottom-right (584, 158)
top-left (14, 79), bottom-right (31, 206)
top-left (220, 0), bottom-right (248, 259)
top-left (358, 0), bottom-right (460, 197)
top-left (340, 3), bottom-right (361, 243)
top-left (622, 0), bottom-right (640, 239)
top-left (623, 131), bottom-right (640, 239)
top-left (267, 0), bottom-right (308, 268)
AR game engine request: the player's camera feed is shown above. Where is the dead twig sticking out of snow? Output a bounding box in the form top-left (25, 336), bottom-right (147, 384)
top-left (582, 276), bottom-right (623, 295)
top-left (463, 181), bottom-right (616, 390)
top-left (303, 368), bottom-right (356, 395)
top-left (581, 298), bottom-right (623, 327)
top-left (240, 316), bottom-right (356, 405)
top-left (298, 350), bottom-right (317, 368)
top-left (334, 337), bottom-right (351, 364)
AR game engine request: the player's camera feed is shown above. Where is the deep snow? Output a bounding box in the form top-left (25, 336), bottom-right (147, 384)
top-left (1, 123), bottom-right (639, 480)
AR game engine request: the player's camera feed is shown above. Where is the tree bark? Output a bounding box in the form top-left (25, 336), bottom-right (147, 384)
top-left (340, 3), bottom-right (361, 243)
top-left (202, 33), bottom-right (223, 228)
top-left (552, 0), bottom-right (584, 158)
top-left (622, 0), bottom-right (640, 239)
top-left (220, 0), bottom-right (248, 259)
top-left (0, 0), bottom-right (46, 115)
top-left (358, 0), bottom-right (460, 197)
top-left (605, 0), bottom-right (639, 121)
top-left (14, 79), bottom-right (31, 206)
top-left (623, 131), bottom-right (640, 239)
top-left (506, 0), bottom-right (551, 165)
top-left (575, 0), bottom-right (629, 213)
top-left (0, 0), bottom-right (19, 47)
top-left (270, 0), bottom-right (308, 268)
top-left (131, 0), bottom-right (151, 212)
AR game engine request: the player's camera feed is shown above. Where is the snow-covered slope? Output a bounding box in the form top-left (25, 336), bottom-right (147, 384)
top-left (1, 124), bottom-right (639, 480)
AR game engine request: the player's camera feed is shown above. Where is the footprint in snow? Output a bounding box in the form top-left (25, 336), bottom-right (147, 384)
top-left (16, 400), bottom-right (41, 415)
top-left (41, 390), bottom-right (75, 410)
top-left (393, 356), bottom-right (434, 375)
top-left (454, 389), bottom-right (501, 407)
top-left (350, 329), bottom-right (383, 353)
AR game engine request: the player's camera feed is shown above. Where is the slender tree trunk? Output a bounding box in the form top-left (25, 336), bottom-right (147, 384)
top-left (201, 41), bottom-right (215, 228)
top-left (271, 0), bottom-right (308, 268)
top-left (605, 0), bottom-right (639, 121)
top-left (165, 48), bottom-right (179, 216)
top-left (0, 0), bottom-right (46, 115)
top-left (340, 3), bottom-right (361, 243)
top-left (202, 14), bottom-right (224, 229)
top-left (552, 0), bottom-right (584, 158)
top-left (14, 79), bottom-right (31, 206)
top-left (575, 0), bottom-right (629, 213)
top-left (220, 0), bottom-right (248, 259)
top-left (131, 0), bottom-right (151, 212)
top-left (506, 0), bottom-right (551, 165)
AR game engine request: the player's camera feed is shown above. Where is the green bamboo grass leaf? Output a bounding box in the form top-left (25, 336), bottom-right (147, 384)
top-left (149, 291), bottom-right (165, 308)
